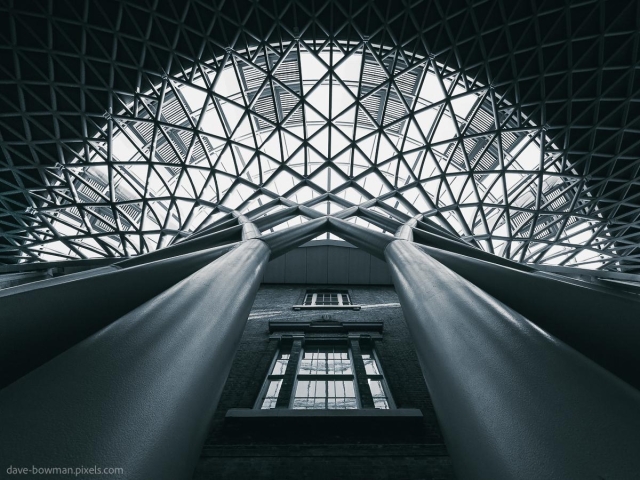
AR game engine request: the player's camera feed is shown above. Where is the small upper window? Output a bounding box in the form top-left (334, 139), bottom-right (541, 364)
top-left (295, 290), bottom-right (359, 310)
top-left (304, 291), bottom-right (351, 306)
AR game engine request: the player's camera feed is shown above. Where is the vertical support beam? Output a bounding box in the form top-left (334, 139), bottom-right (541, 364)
top-left (0, 239), bottom-right (270, 480)
top-left (350, 338), bottom-right (375, 408)
top-left (385, 239), bottom-right (640, 480)
top-left (275, 338), bottom-right (302, 407)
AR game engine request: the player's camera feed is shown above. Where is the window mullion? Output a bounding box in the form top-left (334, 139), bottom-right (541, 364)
top-left (275, 338), bottom-right (302, 408)
top-left (350, 338), bottom-right (375, 408)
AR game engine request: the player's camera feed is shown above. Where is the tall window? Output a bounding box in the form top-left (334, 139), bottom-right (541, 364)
top-left (256, 341), bottom-right (392, 410)
top-left (362, 347), bottom-right (392, 409)
top-left (293, 346), bottom-right (357, 409)
top-left (257, 348), bottom-right (290, 409)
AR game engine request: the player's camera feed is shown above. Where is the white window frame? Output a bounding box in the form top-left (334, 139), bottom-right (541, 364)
top-left (290, 344), bottom-right (361, 410)
top-left (294, 290), bottom-right (360, 310)
top-left (255, 340), bottom-right (394, 410)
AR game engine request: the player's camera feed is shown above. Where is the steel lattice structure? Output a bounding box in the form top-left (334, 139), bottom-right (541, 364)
top-left (0, 0), bottom-right (639, 271)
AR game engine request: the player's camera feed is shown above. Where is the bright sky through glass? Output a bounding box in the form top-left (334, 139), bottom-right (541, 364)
top-left (35, 40), bottom-right (605, 268)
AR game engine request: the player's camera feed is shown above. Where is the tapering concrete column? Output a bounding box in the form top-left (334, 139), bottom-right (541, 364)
top-left (175, 215), bottom-right (239, 243)
top-left (412, 227), bottom-right (533, 271)
top-left (0, 239), bottom-right (270, 480)
top-left (238, 215), bottom-right (262, 240)
top-left (385, 239), bottom-right (640, 480)
top-left (357, 206), bottom-right (403, 233)
top-left (254, 205), bottom-right (299, 230)
top-left (0, 243), bottom-right (235, 389)
top-left (416, 243), bottom-right (640, 390)
top-left (120, 223), bottom-right (242, 267)
top-left (261, 217), bottom-right (329, 258)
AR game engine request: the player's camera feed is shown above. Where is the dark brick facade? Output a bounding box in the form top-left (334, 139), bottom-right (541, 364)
top-left (193, 285), bottom-right (456, 480)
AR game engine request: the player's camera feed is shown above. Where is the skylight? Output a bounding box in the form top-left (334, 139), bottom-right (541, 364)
top-left (27, 40), bottom-right (606, 268)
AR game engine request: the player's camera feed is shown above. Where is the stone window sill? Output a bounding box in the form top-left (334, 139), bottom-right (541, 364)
top-left (226, 408), bottom-right (422, 419)
top-left (222, 408), bottom-right (426, 440)
top-left (292, 305), bottom-right (361, 311)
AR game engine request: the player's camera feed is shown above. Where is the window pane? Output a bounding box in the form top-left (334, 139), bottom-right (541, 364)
top-left (343, 380), bottom-right (355, 397)
top-left (368, 379), bottom-right (386, 397)
top-left (299, 347), bottom-right (352, 375)
top-left (292, 398), bottom-right (314, 409)
top-left (300, 347), bottom-right (353, 375)
top-left (315, 293), bottom-right (340, 305)
top-left (267, 380), bottom-right (282, 397)
top-left (333, 380), bottom-right (344, 397)
top-left (373, 398), bottom-right (389, 409)
top-left (260, 380), bottom-right (282, 409)
top-left (315, 380), bottom-right (327, 397)
top-left (261, 398), bottom-right (278, 409)
top-left (293, 380), bottom-right (356, 410)
top-left (368, 379), bottom-right (390, 409)
top-left (271, 353), bottom-right (290, 375)
top-left (328, 380), bottom-right (356, 410)
top-left (295, 380), bottom-right (310, 395)
top-left (333, 398), bottom-right (357, 409)
top-left (362, 353), bottom-right (380, 375)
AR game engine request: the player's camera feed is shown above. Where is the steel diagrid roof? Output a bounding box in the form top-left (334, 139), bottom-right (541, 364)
top-left (0, 0), bottom-right (639, 272)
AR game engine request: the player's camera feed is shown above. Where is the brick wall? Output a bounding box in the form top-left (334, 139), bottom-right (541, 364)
top-left (193, 285), bottom-right (456, 480)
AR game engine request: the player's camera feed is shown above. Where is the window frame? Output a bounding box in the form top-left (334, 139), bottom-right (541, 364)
top-left (255, 336), bottom-right (394, 411)
top-left (254, 346), bottom-right (291, 409)
top-left (361, 346), bottom-right (396, 410)
top-left (289, 343), bottom-right (362, 410)
top-left (293, 289), bottom-right (361, 311)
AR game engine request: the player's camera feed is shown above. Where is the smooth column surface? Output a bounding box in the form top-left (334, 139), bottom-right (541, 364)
top-left (385, 240), bottom-right (640, 480)
top-left (118, 224), bottom-right (242, 268)
top-left (261, 217), bottom-right (329, 259)
top-left (0, 239), bottom-right (270, 480)
top-left (417, 243), bottom-right (640, 390)
top-left (411, 227), bottom-right (535, 272)
top-left (327, 217), bottom-right (392, 260)
top-left (0, 243), bottom-right (235, 389)
top-left (0, 265), bottom-right (119, 297)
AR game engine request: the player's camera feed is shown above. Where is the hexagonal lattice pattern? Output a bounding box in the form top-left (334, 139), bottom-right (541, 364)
top-left (0, 0), bottom-right (639, 271)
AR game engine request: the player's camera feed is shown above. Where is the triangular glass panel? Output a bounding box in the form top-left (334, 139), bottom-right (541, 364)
top-left (308, 125), bottom-right (330, 159)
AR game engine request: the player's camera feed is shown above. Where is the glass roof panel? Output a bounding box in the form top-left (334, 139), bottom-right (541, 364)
top-left (20, 40), bottom-right (608, 268)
